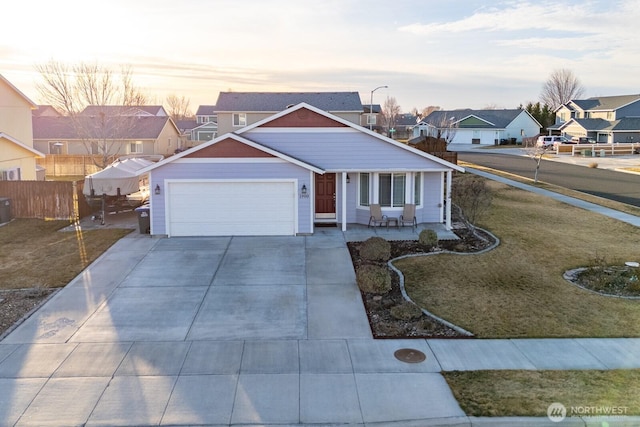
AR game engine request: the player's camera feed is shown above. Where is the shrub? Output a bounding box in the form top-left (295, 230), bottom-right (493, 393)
top-left (419, 229), bottom-right (438, 248)
top-left (390, 301), bottom-right (423, 321)
top-left (356, 264), bottom-right (391, 294)
top-left (359, 236), bottom-right (391, 262)
top-left (588, 162), bottom-right (599, 168)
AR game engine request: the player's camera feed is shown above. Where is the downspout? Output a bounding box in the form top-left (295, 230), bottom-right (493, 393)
top-left (446, 170), bottom-right (452, 230)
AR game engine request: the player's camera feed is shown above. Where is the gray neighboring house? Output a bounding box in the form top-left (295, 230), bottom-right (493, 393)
top-left (186, 104), bottom-right (218, 143)
top-left (214, 92), bottom-right (363, 135)
top-left (413, 109), bottom-right (541, 145)
top-left (551, 94), bottom-right (640, 143)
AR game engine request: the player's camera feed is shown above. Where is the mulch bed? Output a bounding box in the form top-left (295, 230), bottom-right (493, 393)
top-left (0, 288), bottom-right (56, 338)
top-left (347, 227), bottom-right (496, 339)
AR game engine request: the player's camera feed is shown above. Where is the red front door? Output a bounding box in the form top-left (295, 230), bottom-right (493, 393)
top-left (315, 173), bottom-right (336, 218)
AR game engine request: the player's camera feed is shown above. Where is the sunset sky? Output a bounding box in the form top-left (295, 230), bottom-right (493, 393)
top-left (2, 0), bottom-right (638, 113)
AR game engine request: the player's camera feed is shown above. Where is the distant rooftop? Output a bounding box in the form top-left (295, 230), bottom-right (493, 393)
top-left (215, 92), bottom-right (363, 112)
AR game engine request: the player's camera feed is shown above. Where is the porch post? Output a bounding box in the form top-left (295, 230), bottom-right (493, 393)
top-left (445, 170), bottom-right (452, 230)
top-left (341, 172), bottom-right (347, 231)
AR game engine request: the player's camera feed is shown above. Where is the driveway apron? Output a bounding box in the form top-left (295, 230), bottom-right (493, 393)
top-left (0, 231), bottom-right (468, 426)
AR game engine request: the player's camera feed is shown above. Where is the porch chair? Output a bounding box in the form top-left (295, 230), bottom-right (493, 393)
top-left (367, 204), bottom-right (388, 229)
top-left (399, 203), bottom-right (417, 231)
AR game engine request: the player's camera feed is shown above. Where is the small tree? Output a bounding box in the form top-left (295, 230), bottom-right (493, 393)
top-left (436, 113), bottom-right (458, 146)
top-left (523, 137), bottom-right (549, 183)
top-left (451, 175), bottom-right (492, 239)
top-left (540, 69), bottom-right (585, 109)
top-left (381, 96), bottom-right (401, 137)
top-left (36, 60), bottom-right (148, 169)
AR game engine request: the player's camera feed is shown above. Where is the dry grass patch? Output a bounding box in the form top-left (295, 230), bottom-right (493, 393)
top-left (444, 370), bottom-right (640, 417)
top-left (395, 180), bottom-right (640, 337)
top-left (0, 219), bottom-right (131, 290)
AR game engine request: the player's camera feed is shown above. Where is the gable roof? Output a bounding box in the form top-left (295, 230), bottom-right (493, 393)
top-left (137, 132), bottom-right (323, 175)
top-left (421, 109), bottom-right (525, 129)
top-left (195, 105), bottom-right (217, 116)
top-left (33, 105), bottom-right (62, 117)
top-left (215, 92), bottom-right (363, 113)
top-left (0, 132), bottom-right (45, 157)
top-left (33, 116), bottom-right (177, 139)
top-left (570, 95), bottom-right (640, 112)
top-left (0, 74), bottom-right (37, 108)
top-left (239, 103), bottom-right (464, 172)
top-left (79, 105), bottom-right (167, 117)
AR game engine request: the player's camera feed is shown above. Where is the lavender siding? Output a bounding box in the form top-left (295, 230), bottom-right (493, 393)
top-left (245, 130), bottom-right (452, 171)
top-left (149, 161), bottom-right (312, 235)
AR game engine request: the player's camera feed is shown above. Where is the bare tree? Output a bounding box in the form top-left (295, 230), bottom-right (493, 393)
top-left (36, 60), bottom-right (148, 168)
top-left (436, 113), bottom-right (459, 145)
top-left (381, 96), bottom-right (401, 137)
top-left (165, 94), bottom-right (193, 121)
top-left (540, 69), bottom-right (585, 109)
top-left (451, 174), bottom-right (492, 241)
top-left (523, 137), bottom-right (549, 183)
top-left (420, 105), bottom-right (440, 119)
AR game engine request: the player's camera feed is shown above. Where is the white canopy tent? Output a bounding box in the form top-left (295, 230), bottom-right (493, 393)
top-left (83, 158), bottom-right (154, 196)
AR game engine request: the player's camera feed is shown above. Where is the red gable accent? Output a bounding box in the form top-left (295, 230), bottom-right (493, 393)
top-left (261, 107), bottom-right (349, 127)
top-left (185, 138), bottom-right (274, 158)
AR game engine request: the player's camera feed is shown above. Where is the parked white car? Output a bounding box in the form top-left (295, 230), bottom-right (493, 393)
top-left (536, 135), bottom-right (569, 148)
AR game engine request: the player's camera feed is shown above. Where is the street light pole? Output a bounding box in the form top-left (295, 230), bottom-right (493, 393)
top-left (369, 85), bottom-right (388, 131)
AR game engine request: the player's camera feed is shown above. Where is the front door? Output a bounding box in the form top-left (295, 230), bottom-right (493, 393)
top-left (315, 173), bottom-right (336, 219)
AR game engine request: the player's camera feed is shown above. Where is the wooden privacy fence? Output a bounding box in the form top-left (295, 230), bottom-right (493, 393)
top-left (0, 180), bottom-right (92, 221)
top-left (37, 155), bottom-right (118, 177)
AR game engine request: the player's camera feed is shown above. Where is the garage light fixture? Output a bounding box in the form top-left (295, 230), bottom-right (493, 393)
top-left (154, 184), bottom-right (161, 195)
top-left (301, 184), bottom-right (308, 196)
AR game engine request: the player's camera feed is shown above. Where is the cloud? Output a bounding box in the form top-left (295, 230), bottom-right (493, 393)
top-left (398, 2), bottom-right (576, 35)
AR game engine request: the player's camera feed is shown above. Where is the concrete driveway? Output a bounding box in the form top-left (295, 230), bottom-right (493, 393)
top-left (0, 229), bottom-right (465, 426)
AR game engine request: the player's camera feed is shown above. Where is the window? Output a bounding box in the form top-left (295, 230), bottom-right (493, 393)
top-left (367, 114), bottom-right (376, 125)
top-left (233, 113), bottom-right (247, 127)
top-left (359, 173), bottom-right (370, 206)
top-left (379, 173), bottom-right (406, 207)
top-left (414, 172), bottom-right (421, 205)
top-left (129, 141), bottom-right (143, 154)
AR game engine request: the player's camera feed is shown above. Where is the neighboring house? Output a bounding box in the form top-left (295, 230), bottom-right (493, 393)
top-left (33, 105), bottom-right (62, 117)
top-left (0, 74), bottom-right (45, 180)
top-left (195, 105), bottom-right (217, 124)
top-left (414, 109), bottom-right (541, 145)
top-left (138, 102), bottom-right (463, 237)
top-left (361, 104), bottom-right (383, 132)
top-left (551, 94), bottom-right (640, 143)
top-left (33, 115), bottom-right (182, 157)
top-left (394, 113), bottom-right (419, 140)
top-left (214, 92), bottom-right (363, 135)
top-left (79, 105), bottom-right (168, 117)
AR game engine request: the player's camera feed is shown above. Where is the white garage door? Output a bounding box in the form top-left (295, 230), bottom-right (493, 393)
top-left (167, 181), bottom-right (296, 236)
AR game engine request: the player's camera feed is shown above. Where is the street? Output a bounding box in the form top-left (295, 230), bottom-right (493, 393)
top-left (458, 151), bottom-right (640, 207)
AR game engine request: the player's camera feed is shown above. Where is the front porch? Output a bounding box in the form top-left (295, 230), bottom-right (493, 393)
top-left (310, 222), bottom-right (459, 242)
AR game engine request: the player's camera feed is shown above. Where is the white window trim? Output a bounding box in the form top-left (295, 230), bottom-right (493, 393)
top-left (357, 172), bottom-right (423, 209)
top-left (129, 140), bottom-right (143, 154)
top-left (233, 113), bottom-right (247, 127)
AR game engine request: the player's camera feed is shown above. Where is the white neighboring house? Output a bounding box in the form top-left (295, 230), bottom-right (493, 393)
top-left (413, 109), bottom-right (542, 145)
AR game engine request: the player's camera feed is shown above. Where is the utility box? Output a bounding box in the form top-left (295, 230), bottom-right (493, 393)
top-left (0, 198), bottom-right (12, 224)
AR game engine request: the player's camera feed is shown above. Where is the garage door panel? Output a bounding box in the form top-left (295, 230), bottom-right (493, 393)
top-left (167, 181), bottom-right (296, 236)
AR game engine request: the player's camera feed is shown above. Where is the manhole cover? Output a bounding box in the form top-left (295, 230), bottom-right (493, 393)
top-left (394, 348), bottom-right (426, 363)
